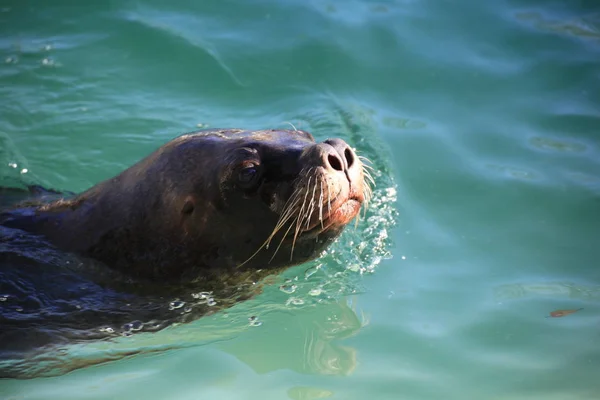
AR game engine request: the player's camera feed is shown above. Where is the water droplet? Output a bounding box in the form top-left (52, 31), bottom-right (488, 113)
top-left (401, 255), bottom-right (406, 260)
top-left (43, 44), bottom-right (52, 51)
top-left (304, 264), bottom-right (321, 279)
top-left (279, 284), bottom-right (297, 294)
top-left (8, 162), bottom-right (17, 168)
top-left (100, 327), bottom-right (114, 333)
top-left (169, 300), bottom-right (185, 310)
top-left (20, 168), bottom-right (28, 174)
top-left (191, 291), bottom-right (211, 300)
top-left (248, 316), bottom-right (262, 326)
top-left (207, 298), bottom-right (216, 306)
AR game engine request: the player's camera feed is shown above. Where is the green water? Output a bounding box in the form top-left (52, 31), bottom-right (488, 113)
top-left (1, 0), bottom-right (600, 398)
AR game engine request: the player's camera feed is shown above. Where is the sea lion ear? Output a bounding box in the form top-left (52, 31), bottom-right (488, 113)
top-left (181, 197), bottom-right (195, 215)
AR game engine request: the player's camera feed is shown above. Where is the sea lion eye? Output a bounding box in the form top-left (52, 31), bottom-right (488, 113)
top-left (237, 163), bottom-right (260, 187)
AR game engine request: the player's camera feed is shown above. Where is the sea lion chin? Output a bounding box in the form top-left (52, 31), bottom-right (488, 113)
top-left (1, 129), bottom-right (372, 282)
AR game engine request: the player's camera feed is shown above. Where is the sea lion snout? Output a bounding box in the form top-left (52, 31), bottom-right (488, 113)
top-left (300, 138), bottom-right (362, 190)
top-left (321, 138), bottom-right (356, 172)
top-left (288, 138), bottom-right (366, 237)
top-left (312, 138), bottom-right (356, 176)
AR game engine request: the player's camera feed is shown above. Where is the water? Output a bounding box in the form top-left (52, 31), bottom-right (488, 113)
top-left (1, 0), bottom-right (599, 398)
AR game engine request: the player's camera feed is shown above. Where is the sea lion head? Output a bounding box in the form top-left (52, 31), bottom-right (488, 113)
top-left (166, 128), bottom-right (372, 275)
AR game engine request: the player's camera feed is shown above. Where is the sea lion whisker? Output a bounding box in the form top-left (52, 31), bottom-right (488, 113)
top-left (273, 169), bottom-right (310, 225)
top-left (319, 180), bottom-right (324, 230)
top-left (240, 195), bottom-right (302, 267)
top-left (327, 179), bottom-right (332, 216)
top-left (284, 121), bottom-right (298, 132)
top-left (363, 170), bottom-right (376, 186)
top-left (268, 206), bottom-right (299, 245)
top-left (269, 217), bottom-right (298, 263)
top-left (273, 190), bottom-right (304, 230)
top-left (357, 154), bottom-right (373, 165)
top-left (238, 238), bottom-right (270, 268)
top-left (305, 179), bottom-right (319, 230)
top-left (292, 175), bottom-right (313, 255)
top-left (266, 193), bottom-right (305, 249)
top-left (360, 162), bottom-right (375, 172)
top-left (240, 181), bottom-right (307, 267)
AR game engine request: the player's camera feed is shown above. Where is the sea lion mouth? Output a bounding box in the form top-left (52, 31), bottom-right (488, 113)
top-left (298, 196), bottom-right (362, 238)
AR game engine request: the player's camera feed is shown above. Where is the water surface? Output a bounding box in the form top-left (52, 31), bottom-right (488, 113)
top-left (1, 0), bottom-right (599, 399)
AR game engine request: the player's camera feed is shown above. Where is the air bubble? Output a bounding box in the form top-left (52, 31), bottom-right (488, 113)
top-left (191, 291), bottom-right (211, 300)
top-left (184, 306), bottom-right (192, 313)
top-left (20, 168), bottom-right (28, 174)
top-left (8, 163), bottom-right (17, 168)
top-left (309, 288), bottom-right (323, 296)
top-left (346, 264), bottom-right (360, 272)
top-left (169, 300), bottom-right (185, 310)
top-left (0, 295), bottom-right (8, 301)
top-left (287, 297), bottom-right (304, 306)
top-left (207, 298), bottom-right (216, 306)
top-left (100, 327), bottom-right (115, 333)
top-left (279, 284), bottom-right (297, 294)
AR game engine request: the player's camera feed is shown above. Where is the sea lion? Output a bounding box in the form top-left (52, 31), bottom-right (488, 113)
top-left (1, 128), bottom-right (371, 283)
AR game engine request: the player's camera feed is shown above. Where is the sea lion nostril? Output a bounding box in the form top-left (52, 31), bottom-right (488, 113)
top-left (344, 148), bottom-right (354, 168)
top-left (327, 154), bottom-right (343, 171)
